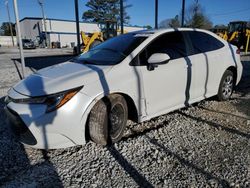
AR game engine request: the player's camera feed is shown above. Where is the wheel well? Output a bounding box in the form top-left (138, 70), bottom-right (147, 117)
top-left (95, 93), bottom-right (138, 123)
top-left (85, 93), bottom-right (139, 142)
top-left (118, 93), bottom-right (139, 123)
top-left (227, 66), bottom-right (237, 85)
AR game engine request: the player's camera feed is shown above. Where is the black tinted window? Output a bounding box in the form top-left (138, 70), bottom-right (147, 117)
top-left (188, 31), bottom-right (224, 54)
top-left (76, 33), bottom-right (146, 65)
top-left (138, 31), bottom-right (187, 65)
top-left (93, 33), bottom-right (146, 56)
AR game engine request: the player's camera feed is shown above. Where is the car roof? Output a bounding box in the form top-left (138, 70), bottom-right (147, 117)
top-left (131, 28), bottom-right (222, 42)
top-left (134, 27), bottom-right (212, 34)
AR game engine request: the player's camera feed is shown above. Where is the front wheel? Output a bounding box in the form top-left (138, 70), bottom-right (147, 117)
top-left (217, 70), bottom-right (234, 101)
top-left (88, 94), bottom-right (128, 145)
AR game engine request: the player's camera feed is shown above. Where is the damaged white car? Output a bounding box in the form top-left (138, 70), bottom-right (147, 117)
top-left (5, 28), bottom-right (242, 149)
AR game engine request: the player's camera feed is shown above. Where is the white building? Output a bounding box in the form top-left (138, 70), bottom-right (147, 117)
top-left (0, 36), bottom-right (17, 46)
top-left (19, 17), bottom-right (146, 47)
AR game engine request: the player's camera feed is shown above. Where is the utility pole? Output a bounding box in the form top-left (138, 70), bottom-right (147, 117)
top-left (120, 0), bottom-right (124, 34)
top-left (5, 0), bottom-right (15, 46)
top-left (155, 0), bottom-right (158, 29)
top-left (74, 0), bottom-right (81, 54)
top-left (181, 0), bottom-right (185, 27)
top-left (38, 0), bottom-right (48, 48)
top-left (13, 0), bottom-right (26, 78)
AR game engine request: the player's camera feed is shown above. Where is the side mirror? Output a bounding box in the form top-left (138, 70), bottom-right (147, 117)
top-left (148, 53), bottom-right (170, 65)
top-left (147, 53), bottom-right (170, 71)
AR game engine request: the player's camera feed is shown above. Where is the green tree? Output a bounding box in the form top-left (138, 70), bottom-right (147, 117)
top-left (116, 1), bottom-right (132, 26)
top-left (159, 18), bottom-right (172, 28)
top-left (144, 25), bottom-right (152, 30)
top-left (169, 15), bottom-right (180, 28)
top-left (0, 22), bottom-right (16, 36)
top-left (159, 15), bottom-right (180, 29)
top-left (185, 2), bottom-right (212, 29)
top-left (82, 0), bottom-right (131, 26)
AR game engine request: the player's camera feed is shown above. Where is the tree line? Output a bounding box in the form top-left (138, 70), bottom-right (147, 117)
top-left (82, 0), bottom-right (214, 30)
top-left (0, 22), bottom-right (16, 36)
top-left (159, 1), bottom-right (213, 29)
top-left (1, 0), bottom-right (245, 37)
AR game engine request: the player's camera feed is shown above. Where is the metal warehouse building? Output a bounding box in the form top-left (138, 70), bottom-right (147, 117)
top-left (19, 17), bottom-right (145, 47)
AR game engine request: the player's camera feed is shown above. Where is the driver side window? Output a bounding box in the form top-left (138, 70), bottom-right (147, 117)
top-left (138, 31), bottom-right (187, 66)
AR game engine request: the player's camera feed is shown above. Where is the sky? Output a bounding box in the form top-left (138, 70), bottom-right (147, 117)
top-left (0, 0), bottom-right (249, 27)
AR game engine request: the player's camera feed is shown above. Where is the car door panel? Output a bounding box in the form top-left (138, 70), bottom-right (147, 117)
top-left (140, 59), bottom-right (187, 116)
top-left (187, 31), bottom-right (226, 99)
top-left (135, 31), bottom-right (194, 117)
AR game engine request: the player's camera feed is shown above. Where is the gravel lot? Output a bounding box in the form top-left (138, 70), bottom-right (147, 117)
top-left (0, 48), bottom-right (250, 187)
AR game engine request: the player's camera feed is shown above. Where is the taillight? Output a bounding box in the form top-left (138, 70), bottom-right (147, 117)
top-left (236, 49), bottom-right (240, 54)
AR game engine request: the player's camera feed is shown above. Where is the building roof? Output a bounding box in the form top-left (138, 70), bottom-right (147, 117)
top-left (19, 17), bottom-right (145, 28)
top-left (19, 17), bottom-right (98, 24)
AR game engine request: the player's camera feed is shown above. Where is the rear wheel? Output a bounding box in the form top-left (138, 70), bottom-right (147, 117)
top-left (217, 70), bottom-right (234, 101)
top-left (88, 94), bottom-right (128, 145)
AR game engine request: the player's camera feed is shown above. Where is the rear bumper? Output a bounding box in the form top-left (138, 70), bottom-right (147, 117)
top-left (236, 57), bottom-right (243, 86)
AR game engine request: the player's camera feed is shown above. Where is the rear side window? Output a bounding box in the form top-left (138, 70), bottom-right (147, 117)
top-left (188, 31), bottom-right (224, 54)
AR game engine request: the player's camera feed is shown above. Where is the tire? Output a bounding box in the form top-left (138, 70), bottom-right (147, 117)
top-left (217, 70), bottom-right (234, 101)
top-left (89, 40), bottom-right (102, 49)
top-left (88, 94), bottom-right (128, 145)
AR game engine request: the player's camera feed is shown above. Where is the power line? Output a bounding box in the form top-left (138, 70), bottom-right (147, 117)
top-left (209, 7), bottom-right (250, 17)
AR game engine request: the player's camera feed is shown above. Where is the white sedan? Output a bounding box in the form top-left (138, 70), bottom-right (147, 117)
top-left (5, 28), bottom-right (242, 149)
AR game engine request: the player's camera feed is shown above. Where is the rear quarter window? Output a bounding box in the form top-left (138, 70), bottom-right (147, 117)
top-left (188, 31), bottom-right (224, 54)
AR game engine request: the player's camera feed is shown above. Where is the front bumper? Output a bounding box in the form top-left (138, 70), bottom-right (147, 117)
top-left (5, 91), bottom-right (93, 149)
top-left (5, 106), bottom-right (37, 146)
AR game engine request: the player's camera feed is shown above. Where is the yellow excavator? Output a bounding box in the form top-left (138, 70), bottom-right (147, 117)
top-left (78, 20), bottom-right (119, 53)
top-left (246, 29), bottom-right (250, 52)
top-left (211, 26), bottom-right (227, 39)
top-left (216, 21), bottom-right (250, 52)
top-left (80, 31), bottom-right (104, 53)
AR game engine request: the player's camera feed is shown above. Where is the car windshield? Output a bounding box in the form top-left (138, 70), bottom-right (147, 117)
top-left (75, 33), bottom-right (147, 65)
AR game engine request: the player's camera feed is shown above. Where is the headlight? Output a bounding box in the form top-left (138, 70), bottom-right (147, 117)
top-left (6, 87), bottom-right (82, 113)
top-left (45, 89), bottom-right (80, 112)
top-left (4, 95), bottom-right (46, 104)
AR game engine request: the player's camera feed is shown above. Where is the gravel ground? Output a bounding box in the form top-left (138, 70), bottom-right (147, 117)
top-left (0, 48), bottom-right (250, 187)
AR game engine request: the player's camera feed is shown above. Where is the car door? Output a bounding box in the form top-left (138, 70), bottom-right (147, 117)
top-left (135, 31), bottom-right (193, 117)
top-left (185, 31), bottom-right (225, 100)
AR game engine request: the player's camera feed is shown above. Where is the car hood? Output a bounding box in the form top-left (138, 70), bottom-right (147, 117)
top-left (13, 62), bottom-right (112, 97)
